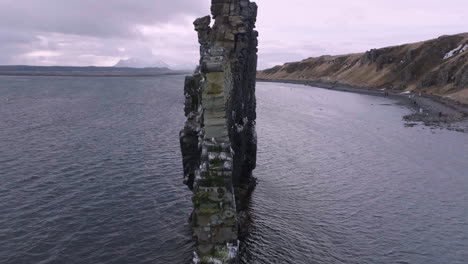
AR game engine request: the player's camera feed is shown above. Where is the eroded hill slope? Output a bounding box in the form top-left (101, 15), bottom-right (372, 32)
top-left (258, 33), bottom-right (468, 104)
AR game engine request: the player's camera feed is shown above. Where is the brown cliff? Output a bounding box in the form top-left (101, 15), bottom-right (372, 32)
top-left (258, 33), bottom-right (468, 104)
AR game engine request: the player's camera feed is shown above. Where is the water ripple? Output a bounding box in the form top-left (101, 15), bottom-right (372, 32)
top-left (1, 77), bottom-right (467, 264)
top-left (241, 82), bottom-right (468, 264)
top-left (0, 76), bottom-right (193, 264)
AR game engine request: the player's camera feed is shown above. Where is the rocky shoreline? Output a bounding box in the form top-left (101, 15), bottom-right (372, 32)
top-left (257, 79), bottom-right (468, 133)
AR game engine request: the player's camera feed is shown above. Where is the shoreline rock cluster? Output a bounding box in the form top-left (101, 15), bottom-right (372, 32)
top-left (179, 1), bottom-right (258, 263)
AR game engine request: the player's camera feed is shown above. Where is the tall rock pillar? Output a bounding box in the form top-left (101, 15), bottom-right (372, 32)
top-left (179, 0), bottom-right (258, 263)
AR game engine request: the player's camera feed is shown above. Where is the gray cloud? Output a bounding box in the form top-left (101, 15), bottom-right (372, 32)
top-left (0, 0), bottom-right (466, 68)
top-left (0, 0), bottom-right (210, 66)
top-left (0, 0), bottom-right (207, 38)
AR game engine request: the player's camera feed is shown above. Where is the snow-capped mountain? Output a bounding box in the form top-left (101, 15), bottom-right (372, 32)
top-left (114, 58), bottom-right (170, 68)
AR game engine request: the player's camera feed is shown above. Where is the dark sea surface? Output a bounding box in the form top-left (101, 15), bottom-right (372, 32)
top-left (0, 75), bottom-right (193, 264)
top-left (0, 76), bottom-right (467, 264)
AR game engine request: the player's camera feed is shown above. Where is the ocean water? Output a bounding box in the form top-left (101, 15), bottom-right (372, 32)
top-left (0, 76), bottom-right (467, 264)
top-left (243, 82), bottom-right (468, 264)
top-left (0, 76), bottom-right (193, 264)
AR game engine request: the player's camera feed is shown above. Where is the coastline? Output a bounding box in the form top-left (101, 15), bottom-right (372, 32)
top-left (0, 72), bottom-right (189, 77)
top-left (257, 78), bottom-right (468, 133)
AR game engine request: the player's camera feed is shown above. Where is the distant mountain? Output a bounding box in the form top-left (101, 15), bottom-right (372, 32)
top-left (0, 65), bottom-right (175, 76)
top-left (114, 58), bottom-right (170, 69)
top-left (258, 33), bottom-right (468, 104)
top-left (170, 63), bottom-right (197, 72)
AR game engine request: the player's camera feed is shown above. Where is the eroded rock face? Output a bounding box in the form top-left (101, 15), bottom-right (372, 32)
top-left (179, 0), bottom-right (258, 263)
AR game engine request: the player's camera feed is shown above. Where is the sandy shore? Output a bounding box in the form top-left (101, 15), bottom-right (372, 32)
top-left (257, 79), bottom-right (468, 133)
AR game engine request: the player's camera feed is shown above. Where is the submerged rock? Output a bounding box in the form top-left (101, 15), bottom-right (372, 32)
top-left (180, 0), bottom-right (258, 262)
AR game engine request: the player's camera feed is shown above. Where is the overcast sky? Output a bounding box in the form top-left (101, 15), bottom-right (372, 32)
top-left (0, 0), bottom-right (466, 69)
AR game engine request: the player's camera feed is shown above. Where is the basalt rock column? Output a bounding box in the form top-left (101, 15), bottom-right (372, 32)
top-left (179, 0), bottom-right (258, 263)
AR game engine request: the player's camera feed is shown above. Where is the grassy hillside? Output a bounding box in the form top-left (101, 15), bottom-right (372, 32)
top-left (258, 33), bottom-right (468, 104)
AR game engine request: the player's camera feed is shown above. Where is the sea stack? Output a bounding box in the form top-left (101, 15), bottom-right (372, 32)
top-left (179, 0), bottom-right (258, 262)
